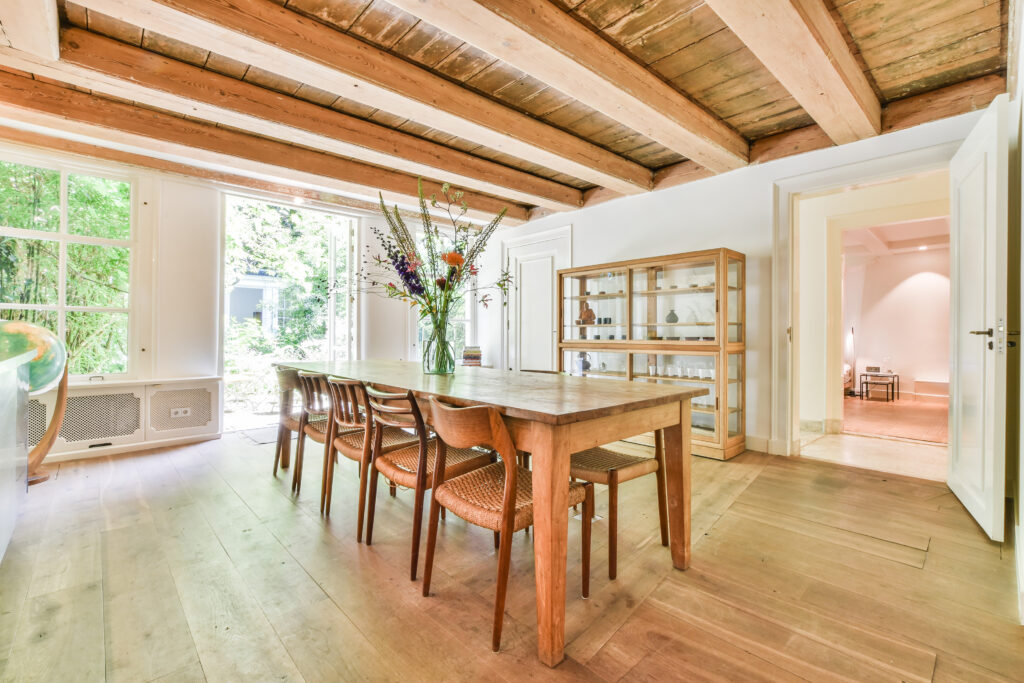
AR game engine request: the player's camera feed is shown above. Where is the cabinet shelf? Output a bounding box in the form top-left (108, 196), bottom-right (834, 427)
top-left (559, 248), bottom-right (745, 461)
top-left (567, 293), bottom-right (626, 300)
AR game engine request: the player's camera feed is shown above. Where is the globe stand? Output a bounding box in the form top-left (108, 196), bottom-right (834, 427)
top-left (26, 365), bottom-right (68, 486)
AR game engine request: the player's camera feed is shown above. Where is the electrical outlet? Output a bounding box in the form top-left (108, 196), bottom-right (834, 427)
top-left (170, 407), bottom-right (191, 418)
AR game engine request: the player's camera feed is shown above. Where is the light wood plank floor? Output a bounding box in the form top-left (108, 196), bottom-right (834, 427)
top-left (0, 432), bottom-right (1020, 681)
top-left (842, 396), bottom-right (949, 444)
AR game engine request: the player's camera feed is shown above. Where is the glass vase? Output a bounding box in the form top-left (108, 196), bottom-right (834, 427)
top-left (422, 318), bottom-right (456, 375)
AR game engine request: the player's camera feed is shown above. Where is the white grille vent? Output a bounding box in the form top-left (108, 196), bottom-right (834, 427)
top-left (60, 393), bottom-right (141, 442)
top-left (149, 388), bottom-right (213, 431)
top-left (27, 399), bottom-right (47, 448)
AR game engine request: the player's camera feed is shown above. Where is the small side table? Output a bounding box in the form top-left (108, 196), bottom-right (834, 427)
top-left (860, 372), bottom-right (899, 401)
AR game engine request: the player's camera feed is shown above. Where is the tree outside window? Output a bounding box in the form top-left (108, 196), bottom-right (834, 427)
top-left (0, 159), bottom-right (132, 376)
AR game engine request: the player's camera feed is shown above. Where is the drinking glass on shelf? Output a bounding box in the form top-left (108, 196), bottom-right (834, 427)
top-left (708, 368), bottom-right (716, 381)
top-left (648, 364), bottom-right (656, 377)
top-left (656, 364), bottom-right (666, 376)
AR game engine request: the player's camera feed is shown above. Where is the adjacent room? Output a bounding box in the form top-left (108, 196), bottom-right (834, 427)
top-left (1, 0), bottom-right (1023, 680)
top-left (841, 216), bottom-right (951, 445)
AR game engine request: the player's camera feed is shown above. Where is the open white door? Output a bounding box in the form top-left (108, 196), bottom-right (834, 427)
top-left (504, 228), bottom-right (571, 371)
top-left (948, 93), bottom-right (1009, 542)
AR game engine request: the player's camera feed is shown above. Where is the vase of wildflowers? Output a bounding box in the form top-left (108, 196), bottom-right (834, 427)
top-left (362, 181), bottom-right (511, 375)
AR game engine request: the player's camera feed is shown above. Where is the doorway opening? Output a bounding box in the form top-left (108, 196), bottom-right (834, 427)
top-left (840, 217), bottom-right (950, 446)
top-left (222, 194), bottom-right (356, 432)
top-left (794, 169), bottom-right (951, 481)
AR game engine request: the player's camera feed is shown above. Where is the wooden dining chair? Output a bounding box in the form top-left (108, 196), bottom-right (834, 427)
top-left (422, 397), bottom-right (594, 653)
top-left (272, 366), bottom-right (301, 477)
top-left (323, 376), bottom-right (418, 537)
top-left (292, 371), bottom-right (335, 496)
top-left (569, 429), bottom-right (668, 580)
top-left (364, 385), bottom-right (494, 581)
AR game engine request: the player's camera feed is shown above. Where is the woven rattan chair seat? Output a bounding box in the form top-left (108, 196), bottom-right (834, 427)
top-left (435, 463), bottom-right (588, 532)
top-left (375, 441), bottom-right (492, 489)
top-left (333, 425), bottom-right (417, 460)
top-left (301, 414), bottom-right (333, 442)
top-left (569, 447), bottom-right (659, 485)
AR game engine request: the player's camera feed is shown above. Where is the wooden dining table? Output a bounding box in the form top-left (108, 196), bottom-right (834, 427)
top-left (278, 359), bottom-right (707, 667)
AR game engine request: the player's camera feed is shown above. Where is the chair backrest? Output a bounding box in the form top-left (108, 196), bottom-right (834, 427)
top-left (297, 371), bottom-right (331, 417)
top-left (366, 384), bottom-right (429, 454)
top-left (326, 376), bottom-right (370, 432)
top-left (428, 397), bottom-right (519, 523)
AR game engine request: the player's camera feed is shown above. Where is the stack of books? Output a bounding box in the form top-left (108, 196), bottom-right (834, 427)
top-left (462, 346), bottom-right (482, 366)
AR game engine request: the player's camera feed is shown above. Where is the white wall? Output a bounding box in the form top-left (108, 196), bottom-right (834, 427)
top-left (843, 249), bottom-right (950, 392)
top-left (357, 214), bottom-right (413, 362)
top-left (479, 111), bottom-right (984, 451)
top-left (151, 179), bottom-right (222, 378)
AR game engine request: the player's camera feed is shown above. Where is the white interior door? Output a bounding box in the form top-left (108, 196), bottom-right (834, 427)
top-left (504, 228), bottom-right (571, 371)
top-left (948, 93), bottom-right (1009, 542)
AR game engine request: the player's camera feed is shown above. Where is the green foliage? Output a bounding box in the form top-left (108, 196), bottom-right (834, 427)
top-left (68, 174), bottom-right (130, 239)
top-left (223, 196), bottom-right (350, 415)
top-left (0, 160), bottom-right (132, 376)
top-left (0, 161), bottom-right (60, 232)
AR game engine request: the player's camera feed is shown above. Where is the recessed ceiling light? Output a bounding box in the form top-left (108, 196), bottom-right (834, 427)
top-left (918, 245), bottom-right (927, 251)
top-left (292, 196), bottom-right (306, 205)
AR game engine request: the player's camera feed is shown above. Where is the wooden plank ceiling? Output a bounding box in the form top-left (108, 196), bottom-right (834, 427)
top-left (0, 0), bottom-right (1009, 222)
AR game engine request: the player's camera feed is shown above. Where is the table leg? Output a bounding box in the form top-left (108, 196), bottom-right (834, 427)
top-left (530, 422), bottom-right (571, 667)
top-left (662, 400), bottom-right (691, 569)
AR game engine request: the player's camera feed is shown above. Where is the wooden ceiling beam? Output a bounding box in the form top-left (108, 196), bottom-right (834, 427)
top-left (0, 124), bottom-right (426, 223)
top-left (74, 0), bottom-right (653, 195)
top-left (556, 75), bottom-right (1005, 215)
top-left (386, 0), bottom-right (748, 174)
top-left (0, 71), bottom-right (530, 222)
top-left (750, 74), bottom-right (1006, 165)
top-left (705, 0), bottom-right (881, 145)
top-left (0, 0), bottom-right (59, 60)
top-left (1, 28), bottom-right (582, 211)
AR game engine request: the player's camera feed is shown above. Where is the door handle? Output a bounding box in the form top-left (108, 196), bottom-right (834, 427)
top-left (969, 329), bottom-right (994, 337)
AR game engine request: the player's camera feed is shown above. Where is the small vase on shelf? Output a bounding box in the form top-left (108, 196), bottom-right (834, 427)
top-left (665, 309), bottom-right (679, 323)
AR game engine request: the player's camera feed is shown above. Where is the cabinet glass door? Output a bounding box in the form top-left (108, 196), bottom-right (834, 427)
top-left (562, 270), bottom-right (628, 342)
top-left (564, 349), bottom-right (628, 380)
top-left (728, 352), bottom-right (743, 437)
top-left (632, 351), bottom-right (717, 441)
top-left (727, 256), bottom-right (743, 343)
top-left (631, 259), bottom-right (717, 343)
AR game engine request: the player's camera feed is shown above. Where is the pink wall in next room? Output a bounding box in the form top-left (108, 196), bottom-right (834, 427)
top-left (842, 248), bottom-right (950, 393)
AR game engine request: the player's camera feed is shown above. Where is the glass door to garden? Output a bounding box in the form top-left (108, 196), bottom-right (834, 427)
top-left (223, 195), bottom-right (355, 431)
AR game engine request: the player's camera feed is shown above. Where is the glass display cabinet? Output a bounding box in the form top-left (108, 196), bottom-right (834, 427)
top-left (558, 248), bottom-right (745, 460)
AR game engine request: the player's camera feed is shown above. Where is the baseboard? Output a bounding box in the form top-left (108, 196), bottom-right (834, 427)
top-left (800, 420), bottom-right (824, 434)
top-left (745, 435), bottom-right (768, 453)
top-left (43, 433), bottom-right (222, 463)
top-left (854, 389), bottom-right (948, 404)
top-left (1017, 518), bottom-right (1024, 625)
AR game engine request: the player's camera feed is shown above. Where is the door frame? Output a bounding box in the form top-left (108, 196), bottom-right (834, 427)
top-left (501, 225), bottom-right (572, 372)
top-left (771, 142), bottom-right (964, 455)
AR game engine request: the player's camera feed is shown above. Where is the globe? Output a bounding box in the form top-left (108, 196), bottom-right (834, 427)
top-left (0, 320), bottom-right (67, 395)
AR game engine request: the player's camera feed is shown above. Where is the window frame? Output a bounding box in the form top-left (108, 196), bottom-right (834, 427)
top-left (221, 190), bottom-right (359, 365)
top-left (0, 150), bottom-right (138, 379)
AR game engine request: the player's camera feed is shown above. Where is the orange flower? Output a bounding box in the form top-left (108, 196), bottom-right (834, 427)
top-left (442, 251), bottom-right (465, 268)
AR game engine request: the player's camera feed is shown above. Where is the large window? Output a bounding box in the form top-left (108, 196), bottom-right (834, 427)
top-left (0, 159), bottom-right (133, 376)
top-left (223, 194), bottom-right (356, 430)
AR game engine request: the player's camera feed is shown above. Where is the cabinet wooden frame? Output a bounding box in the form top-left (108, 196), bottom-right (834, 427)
top-left (557, 248), bottom-right (745, 459)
